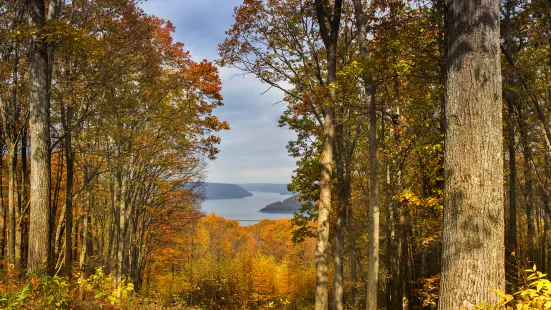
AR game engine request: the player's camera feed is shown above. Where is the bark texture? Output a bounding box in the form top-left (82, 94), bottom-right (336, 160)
top-left (313, 1), bottom-right (342, 308)
top-left (366, 87), bottom-right (379, 310)
top-left (439, 0), bottom-right (504, 308)
top-left (27, 0), bottom-right (52, 276)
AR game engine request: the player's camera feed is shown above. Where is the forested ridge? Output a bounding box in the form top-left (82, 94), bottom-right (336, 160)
top-left (0, 0), bottom-right (550, 309)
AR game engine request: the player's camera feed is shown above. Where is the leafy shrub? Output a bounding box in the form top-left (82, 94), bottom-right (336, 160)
top-left (0, 275), bottom-right (69, 309)
top-left (0, 267), bottom-right (134, 309)
top-left (78, 267), bottom-right (134, 305)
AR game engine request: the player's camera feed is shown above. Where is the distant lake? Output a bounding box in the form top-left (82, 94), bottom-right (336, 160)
top-left (201, 191), bottom-right (295, 225)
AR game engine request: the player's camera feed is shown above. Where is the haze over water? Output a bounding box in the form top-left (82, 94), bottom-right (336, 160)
top-left (201, 191), bottom-right (295, 225)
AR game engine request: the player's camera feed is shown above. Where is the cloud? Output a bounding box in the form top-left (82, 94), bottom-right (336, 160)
top-left (139, 0), bottom-right (298, 184)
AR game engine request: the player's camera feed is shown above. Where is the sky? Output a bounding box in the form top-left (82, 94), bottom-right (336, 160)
top-left (139, 0), bottom-right (297, 184)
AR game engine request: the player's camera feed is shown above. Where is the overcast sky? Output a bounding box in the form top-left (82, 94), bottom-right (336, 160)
top-left (139, 0), bottom-right (297, 184)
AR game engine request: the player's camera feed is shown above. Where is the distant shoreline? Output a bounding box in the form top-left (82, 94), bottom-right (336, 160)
top-left (205, 197), bottom-right (248, 200)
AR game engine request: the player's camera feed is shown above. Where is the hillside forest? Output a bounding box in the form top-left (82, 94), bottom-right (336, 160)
top-left (0, 0), bottom-right (550, 309)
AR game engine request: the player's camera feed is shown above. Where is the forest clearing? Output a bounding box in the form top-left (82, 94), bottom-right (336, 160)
top-left (0, 0), bottom-right (550, 309)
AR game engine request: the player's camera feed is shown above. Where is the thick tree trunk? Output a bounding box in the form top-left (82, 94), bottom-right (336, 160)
top-left (313, 1), bottom-right (342, 309)
top-left (27, 0), bottom-right (52, 276)
top-left (315, 63), bottom-right (336, 310)
top-left (439, 0), bottom-right (504, 308)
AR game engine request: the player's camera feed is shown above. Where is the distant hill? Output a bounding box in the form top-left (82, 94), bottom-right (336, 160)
top-left (239, 183), bottom-right (293, 195)
top-left (203, 183), bottom-right (253, 200)
top-left (259, 195), bottom-right (304, 213)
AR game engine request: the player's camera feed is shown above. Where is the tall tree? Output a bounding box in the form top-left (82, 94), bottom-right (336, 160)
top-left (27, 0), bottom-right (52, 275)
top-left (352, 1), bottom-right (369, 309)
top-left (353, 1), bottom-right (380, 309)
top-left (505, 95), bottom-right (517, 293)
top-left (439, 0), bottom-right (504, 308)
top-left (312, 1), bottom-right (342, 309)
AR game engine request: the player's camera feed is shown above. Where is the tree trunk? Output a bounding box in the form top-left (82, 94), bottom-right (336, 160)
top-left (6, 38), bottom-right (21, 269)
top-left (116, 172), bottom-right (128, 286)
top-left (106, 180), bottom-right (116, 273)
top-left (398, 201), bottom-right (409, 310)
top-left (0, 139), bottom-right (5, 261)
top-left (439, 0), bottom-right (504, 308)
top-left (506, 95), bottom-right (517, 293)
top-left (79, 183), bottom-right (92, 273)
top-left (387, 197), bottom-right (396, 310)
top-left (27, 0), bottom-right (52, 276)
top-left (314, 50), bottom-right (335, 310)
top-left (348, 196), bottom-right (358, 309)
top-left (352, 2), bottom-right (380, 309)
top-left (333, 105), bottom-right (348, 310)
top-left (20, 129), bottom-right (28, 269)
top-left (313, 1), bottom-right (342, 309)
top-left (517, 103), bottom-right (538, 268)
top-left (8, 141), bottom-right (18, 267)
top-left (62, 106), bottom-right (74, 278)
top-left (366, 87), bottom-right (380, 310)
top-left (333, 187), bottom-right (345, 310)
top-left (16, 140), bottom-right (23, 270)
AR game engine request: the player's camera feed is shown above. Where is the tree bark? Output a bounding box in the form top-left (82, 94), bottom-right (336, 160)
top-left (4, 37), bottom-right (22, 269)
top-left (506, 95), bottom-right (517, 293)
top-left (61, 105), bottom-right (74, 278)
top-left (352, 3), bottom-right (369, 309)
top-left (366, 87), bottom-right (380, 310)
top-left (333, 102), bottom-right (353, 310)
top-left (0, 138), bottom-right (5, 261)
top-left (315, 33), bottom-right (335, 310)
top-left (352, 2), bottom-right (380, 309)
top-left (439, 0), bottom-right (504, 308)
top-left (27, 0), bottom-right (52, 276)
top-left (8, 141), bottom-right (18, 267)
top-left (20, 128), bottom-right (28, 269)
top-left (313, 1), bottom-right (342, 309)
top-left (518, 104), bottom-right (538, 268)
top-left (116, 171), bottom-right (127, 286)
top-left (333, 178), bottom-right (346, 310)
top-left (398, 200), bottom-right (409, 310)
top-left (348, 196), bottom-right (358, 309)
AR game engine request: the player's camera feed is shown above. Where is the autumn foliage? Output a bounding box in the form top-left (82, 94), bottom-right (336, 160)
top-left (147, 213), bottom-right (316, 309)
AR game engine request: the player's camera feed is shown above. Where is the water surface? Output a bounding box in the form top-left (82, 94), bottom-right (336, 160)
top-left (201, 191), bottom-right (294, 225)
